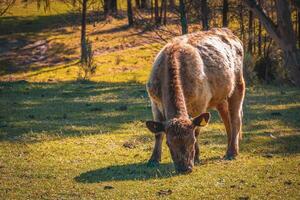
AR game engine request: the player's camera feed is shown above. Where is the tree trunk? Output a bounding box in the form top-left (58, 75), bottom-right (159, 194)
top-left (163, 0), bottom-right (167, 25)
top-left (169, 0), bottom-right (175, 9)
top-left (127, 0), bottom-right (134, 26)
top-left (81, 0), bottom-right (87, 63)
top-left (239, 2), bottom-right (245, 43)
top-left (154, 0), bottom-right (160, 24)
top-left (179, 0), bottom-right (188, 34)
top-left (159, 0), bottom-right (167, 24)
top-left (135, 0), bottom-right (140, 9)
top-left (253, 18), bottom-right (256, 54)
top-left (222, 0), bottom-right (229, 27)
top-left (201, 0), bottom-right (209, 30)
top-left (104, 0), bottom-right (117, 16)
top-left (141, 0), bottom-right (149, 9)
top-left (244, 0), bottom-right (300, 86)
top-left (297, 8), bottom-right (300, 48)
top-left (151, 0), bottom-right (153, 20)
top-left (104, 0), bottom-right (110, 16)
top-left (257, 0), bottom-right (262, 55)
top-left (248, 10), bottom-right (253, 53)
top-left (258, 19), bottom-right (262, 55)
top-left (110, 0), bottom-right (117, 13)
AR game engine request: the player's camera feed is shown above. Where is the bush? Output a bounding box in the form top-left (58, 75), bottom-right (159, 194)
top-left (78, 39), bottom-right (97, 80)
top-left (254, 50), bottom-right (288, 84)
top-left (243, 52), bottom-right (258, 84)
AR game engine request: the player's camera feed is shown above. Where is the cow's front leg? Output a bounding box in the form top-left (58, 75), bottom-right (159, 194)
top-left (194, 128), bottom-right (201, 164)
top-left (148, 133), bottom-right (164, 166)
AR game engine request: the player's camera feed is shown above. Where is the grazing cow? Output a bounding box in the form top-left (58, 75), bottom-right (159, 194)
top-left (145, 28), bottom-right (245, 173)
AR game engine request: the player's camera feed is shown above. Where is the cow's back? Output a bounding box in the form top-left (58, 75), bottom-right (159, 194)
top-left (147, 28), bottom-right (244, 117)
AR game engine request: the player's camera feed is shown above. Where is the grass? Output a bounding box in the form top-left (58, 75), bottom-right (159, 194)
top-left (1, 1), bottom-right (300, 199)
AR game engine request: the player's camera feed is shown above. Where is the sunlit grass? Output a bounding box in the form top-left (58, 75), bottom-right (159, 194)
top-left (1, 1), bottom-right (300, 199)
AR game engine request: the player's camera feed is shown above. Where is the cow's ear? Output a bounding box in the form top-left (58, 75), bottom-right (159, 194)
top-left (146, 121), bottom-right (165, 133)
top-left (193, 113), bottom-right (210, 127)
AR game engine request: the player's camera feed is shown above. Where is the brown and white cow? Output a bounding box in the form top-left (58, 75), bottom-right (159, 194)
top-left (145, 28), bottom-right (245, 173)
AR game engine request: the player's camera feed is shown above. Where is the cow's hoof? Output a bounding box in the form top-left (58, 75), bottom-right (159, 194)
top-left (224, 154), bottom-right (237, 160)
top-left (147, 160), bottom-right (160, 167)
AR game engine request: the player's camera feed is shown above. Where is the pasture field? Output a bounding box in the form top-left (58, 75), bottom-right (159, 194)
top-left (1, 1), bottom-right (300, 199)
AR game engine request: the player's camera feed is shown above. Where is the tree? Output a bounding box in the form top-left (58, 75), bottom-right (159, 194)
top-left (141, 0), bottom-right (149, 9)
top-left (154, 0), bottom-right (160, 24)
top-left (135, 0), bottom-right (140, 9)
top-left (169, 0), bottom-right (175, 9)
top-left (244, 0), bottom-right (300, 86)
top-left (81, 0), bottom-right (88, 63)
top-left (200, 0), bottom-right (209, 30)
top-left (238, 2), bottom-right (245, 43)
top-left (298, 9), bottom-right (300, 47)
top-left (179, 0), bottom-right (188, 34)
top-left (104, 0), bottom-right (117, 16)
top-left (248, 10), bottom-right (253, 53)
top-left (257, 0), bottom-right (262, 55)
top-left (222, 0), bottom-right (229, 27)
top-left (127, 0), bottom-right (134, 26)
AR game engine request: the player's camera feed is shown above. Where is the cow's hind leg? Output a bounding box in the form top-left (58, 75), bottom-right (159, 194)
top-left (216, 100), bottom-right (232, 155)
top-left (148, 102), bottom-right (165, 167)
top-left (226, 80), bottom-right (245, 159)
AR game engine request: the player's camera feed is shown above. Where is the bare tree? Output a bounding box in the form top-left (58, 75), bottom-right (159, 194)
top-left (141, 0), bottom-right (149, 9)
top-left (248, 10), bottom-right (253, 53)
top-left (169, 0), bottom-right (175, 9)
top-left (104, 0), bottom-right (117, 16)
top-left (222, 0), bottom-right (229, 27)
top-left (257, 0), bottom-right (262, 55)
top-left (81, 0), bottom-right (88, 63)
top-left (179, 0), bottom-right (188, 34)
top-left (127, 0), bottom-right (134, 26)
top-left (244, 0), bottom-right (300, 86)
top-left (200, 0), bottom-right (209, 30)
top-left (154, 0), bottom-right (160, 24)
top-left (135, 0), bottom-right (140, 9)
top-left (298, 8), bottom-right (300, 47)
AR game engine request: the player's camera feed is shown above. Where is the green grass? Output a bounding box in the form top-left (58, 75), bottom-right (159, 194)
top-left (1, 82), bottom-right (300, 199)
top-left (1, 1), bottom-right (300, 199)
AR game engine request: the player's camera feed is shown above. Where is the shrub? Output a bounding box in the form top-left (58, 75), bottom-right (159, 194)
top-left (243, 52), bottom-right (258, 84)
top-left (78, 38), bottom-right (97, 80)
top-left (254, 50), bottom-right (288, 84)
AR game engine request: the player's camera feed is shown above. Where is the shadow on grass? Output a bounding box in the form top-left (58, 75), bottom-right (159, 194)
top-left (0, 81), bottom-right (299, 157)
top-left (0, 80), bottom-right (150, 142)
top-left (0, 41), bottom-right (77, 76)
top-left (75, 162), bottom-right (175, 183)
top-left (0, 11), bottom-right (113, 36)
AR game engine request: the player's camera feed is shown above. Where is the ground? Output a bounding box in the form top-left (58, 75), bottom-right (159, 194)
top-left (0, 1), bottom-right (300, 199)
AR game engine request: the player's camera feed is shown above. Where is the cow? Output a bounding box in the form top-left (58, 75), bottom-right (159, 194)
top-left (145, 28), bottom-right (245, 173)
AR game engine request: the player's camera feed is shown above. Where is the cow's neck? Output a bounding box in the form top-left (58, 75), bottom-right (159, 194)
top-left (162, 50), bottom-right (189, 120)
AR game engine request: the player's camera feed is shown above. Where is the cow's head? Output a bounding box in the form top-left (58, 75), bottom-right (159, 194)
top-left (146, 113), bottom-right (210, 173)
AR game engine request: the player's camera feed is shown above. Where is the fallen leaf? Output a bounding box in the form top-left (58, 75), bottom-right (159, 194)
top-left (123, 142), bottom-right (136, 149)
top-left (284, 180), bottom-right (292, 185)
top-left (157, 189), bottom-right (172, 196)
top-left (238, 196), bottom-right (249, 200)
top-left (262, 153), bottom-right (273, 158)
top-left (104, 185), bottom-right (114, 190)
